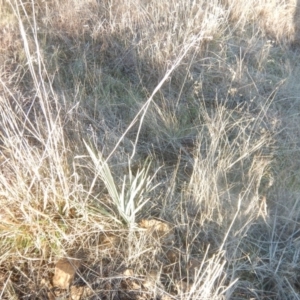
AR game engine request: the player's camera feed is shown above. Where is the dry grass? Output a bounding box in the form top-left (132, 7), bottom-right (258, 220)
top-left (0, 0), bottom-right (300, 299)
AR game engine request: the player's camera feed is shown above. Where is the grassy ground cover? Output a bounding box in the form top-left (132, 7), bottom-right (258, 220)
top-left (1, 0), bottom-right (300, 299)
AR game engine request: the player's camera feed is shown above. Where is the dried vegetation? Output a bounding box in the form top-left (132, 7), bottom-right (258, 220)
top-left (1, 0), bottom-right (300, 299)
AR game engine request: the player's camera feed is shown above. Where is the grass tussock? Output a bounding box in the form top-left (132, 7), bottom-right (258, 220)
top-left (0, 0), bottom-right (300, 299)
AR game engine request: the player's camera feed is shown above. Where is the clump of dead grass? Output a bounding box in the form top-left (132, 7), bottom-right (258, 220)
top-left (1, 0), bottom-right (300, 299)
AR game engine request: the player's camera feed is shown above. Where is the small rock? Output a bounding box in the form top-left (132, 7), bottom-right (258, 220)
top-left (52, 258), bottom-right (81, 289)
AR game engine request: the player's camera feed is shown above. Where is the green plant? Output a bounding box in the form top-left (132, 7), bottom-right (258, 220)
top-left (85, 141), bottom-right (159, 228)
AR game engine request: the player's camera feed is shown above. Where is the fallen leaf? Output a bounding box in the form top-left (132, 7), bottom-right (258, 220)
top-left (139, 219), bottom-right (174, 245)
top-left (52, 258), bottom-right (81, 289)
top-left (139, 219), bottom-right (170, 234)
